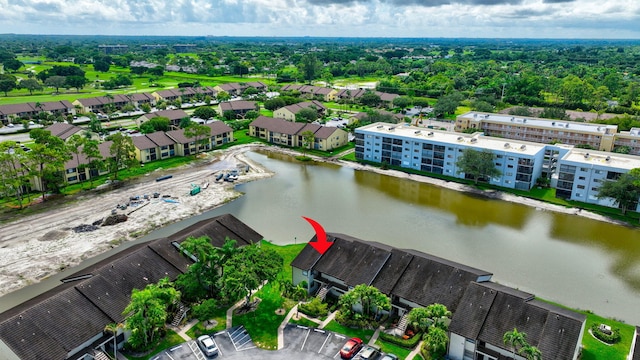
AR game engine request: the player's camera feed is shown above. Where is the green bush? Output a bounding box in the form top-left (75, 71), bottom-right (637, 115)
top-left (379, 331), bottom-right (423, 349)
top-left (191, 299), bottom-right (219, 321)
top-left (298, 297), bottom-right (328, 318)
top-left (590, 323), bottom-right (621, 344)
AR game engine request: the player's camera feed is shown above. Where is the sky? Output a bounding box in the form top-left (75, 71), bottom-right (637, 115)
top-left (0, 0), bottom-right (639, 39)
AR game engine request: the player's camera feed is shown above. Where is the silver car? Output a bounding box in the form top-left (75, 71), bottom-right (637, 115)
top-left (197, 334), bottom-right (219, 357)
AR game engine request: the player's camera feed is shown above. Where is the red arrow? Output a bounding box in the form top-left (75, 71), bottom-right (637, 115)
top-left (302, 216), bottom-right (333, 255)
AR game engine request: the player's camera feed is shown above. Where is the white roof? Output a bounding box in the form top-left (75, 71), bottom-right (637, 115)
top-left (459, 111), bottom-right (617, 135)
top-left (359, 122), bottom-right (546, 156)
top-left (562, 148), bottom-right (640, 170)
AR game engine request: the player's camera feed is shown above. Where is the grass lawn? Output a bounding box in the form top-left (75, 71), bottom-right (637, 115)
top-left (125, 329), bottom-right (184, 360)
top-left (580, 312), bottom-right (634, 360)
top-left (288, 316), bottom-right (320, 328)
top-left (185, 311), bottom-right (227, 339)
top-left (322, 320), bottom-right (376, 343)
top-left (375, 338), bottom-right (414, 359)
top-left (230, 241), bottom-right (305, 349)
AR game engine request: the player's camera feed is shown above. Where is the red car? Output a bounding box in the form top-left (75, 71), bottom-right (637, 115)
top-left (340, 337), bottom-right (364, 359)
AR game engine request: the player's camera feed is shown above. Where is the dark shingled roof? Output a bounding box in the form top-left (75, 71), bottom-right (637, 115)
top-left (46, 122), bottom-right (83, 140)
top-left (449, 282), bottom-right (499, 340)
top-left (206, 121), bottom-right (233, 136)
top-left (167, 213), bottom-right (263, 247)
top-left (219, 100), bottom-right (257, 112)
top-left (529, 299), bottom-right (586, 360)
top-left (132, 135), bottom-right (158, 150)
top-left (370, 248), bottom-right (413, 294)
top-left (0, 214), bottom-right (261, 360)
top-left (390, 251), bottom-right (489, 311)
top-left (146, 131), bottom-right (176, 147)
top-left (250, 116), bottom-right (306, 135)
top-left (312, 234), bottom-right (393, 287)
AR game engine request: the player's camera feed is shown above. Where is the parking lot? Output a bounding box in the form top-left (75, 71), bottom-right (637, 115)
top-left (147, 324), bottom-right (370, 360)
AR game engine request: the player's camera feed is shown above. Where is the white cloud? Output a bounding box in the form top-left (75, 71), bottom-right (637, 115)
top-left (0, 0), bottom-right (638, 38)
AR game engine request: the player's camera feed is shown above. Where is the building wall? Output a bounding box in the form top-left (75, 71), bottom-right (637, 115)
top-left (273, 108), bottom-right (295, 121)
top-left (448, 333), bottom-right (469, 360)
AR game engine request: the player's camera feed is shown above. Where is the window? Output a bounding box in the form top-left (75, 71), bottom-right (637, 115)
top-left (595, 170), bottom-right (603, 174)
top-left (580, 167), bottom-right (588, 172)
top-left (507, 164), bottom-right (514, 169)
top-left (578, 176), bottom-right (586, 180)
top-left (496, 155), bottom-right (504, 159)
top-left (506, 172), bottom-right (513, 176)
top-left (577, 185), bottom-right (585, 189)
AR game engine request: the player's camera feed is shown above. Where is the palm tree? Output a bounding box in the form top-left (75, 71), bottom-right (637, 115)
top-left (504, 328), bottom-right (527, 359)
top-left (519, 345), bottom-right (542, 360)
top-left (103, 322), bottom-right (123, 358)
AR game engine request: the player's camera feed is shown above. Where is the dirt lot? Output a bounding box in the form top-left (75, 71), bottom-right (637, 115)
top-left (0, 144), bottom-right (273, 297)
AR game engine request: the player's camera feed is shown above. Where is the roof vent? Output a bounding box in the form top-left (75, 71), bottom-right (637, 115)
top-left (470, 138), bottom-right (478, 143)
top-left (457, 136), bottom-right (463, 141)
top-left (552, 122), bottom-right (556, 126)
top-left (504, 143), bottom-right (510, 148)
top-left (376, 125), bottom-right (383, 129)
top-left (565, 123), bottom-right (569, 128)
top-left (414, 130), bottom-right (421, 135)
top-left (584, 153), bottom-right (590, 159)
top-left (428, 132), bottom-right (434, 136)
top-left (510, 117), bottom-right (514, 122)
top-left (523, 119), bottom-right (527, 123)
top-left (520, 144), bottom-right (526, 150)
top-left (606, 156), bottom-right (611, 162)
top-left (388, 126), bottom-right (395, 131)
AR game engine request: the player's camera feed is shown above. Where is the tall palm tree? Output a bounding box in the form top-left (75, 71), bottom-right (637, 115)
top-left (504, 328), bottom-right (527, 359)
top-left (520, 345), bottom-right (542, 360)
top-left (103, 322), bottom-right (123, 358)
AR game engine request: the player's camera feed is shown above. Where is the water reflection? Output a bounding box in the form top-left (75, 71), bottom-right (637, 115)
top-left (353, 170), bottom-right (532, 230)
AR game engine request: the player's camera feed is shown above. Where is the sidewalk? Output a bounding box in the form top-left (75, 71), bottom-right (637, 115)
top-left (168, 318), bottom-right (199, 342)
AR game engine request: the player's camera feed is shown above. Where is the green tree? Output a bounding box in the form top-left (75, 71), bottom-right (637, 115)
top-left (338, 284), bottom-right (391, 320)
top-left (301, 130), bottom-right (315, 156)
top-left (3, 58), bottom-right (23, 72)
top-left (295, 107), bottom-right (318, 123)
top-left (298, 53), bottom-right (322, 84)
top-left (184, 123), bottom-right (212, 156)
top-left (520, 344), bottom-right (542, 360)
top-left (422, 326), bottom-right (449, 360)
top-left (503, 328), bottom-right (528, 359)
top-left (408, 303), bottom-right (452, 333)
top-left (27, 129), bottom-right (70, 199)
top-left (0, 74), bottom-right (17, 96)
top-left (19, 78), bottom-right (43, 95)
top-left (140, 117), bottom-right (170, 134)
top-left (193, 106), bottom-right (218, 121)
top-left (93, 59), bottom-right (111, 72)
top-left (392, 96), bottom-right (411, 109)
top-left (456, 148), bottom-right (502, 185)
top-left (82, 139), bottom-right (103, 185)
top-left (596, 171), bottom-right (640, 215)
top-left (217, 91), bottom-right (231, 102)
top-left (244, 110), bottom-right (260, 120)
top-left (65, 75), bottom-right (88, 92)
top-left (433, 92), bottom-right (463, 117)
top-left (359, 92), bottom-right (382, 107)
top-left (175, 236), bottom-right (222, 301)
top-left (0, 141), bottom-right (30, 208)
top-left (107, 132), bottom-right (136, 180)
top-left (221, 243), bottom-right (283, 305)
top-left (122, 278), bottom-right (180, 351)
top-left (103, 323), bottom-right (124, 359)
top-left (44, 76), bottom-right (66, 93)
top-left (66, 134), bottom-right (87, 183)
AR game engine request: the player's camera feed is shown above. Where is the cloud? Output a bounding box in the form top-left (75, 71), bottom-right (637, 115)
top-left (306, 0), bottom-right (525, 5)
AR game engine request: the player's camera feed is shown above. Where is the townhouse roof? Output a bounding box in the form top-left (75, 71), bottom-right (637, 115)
top-left (250, 116), bottom-right (306, 135)
top-left (291, 234), bottom-right (491, 312)
top-left (0, 214), bottom-right (261, 360)
top-left (141, 109), bottom-right (190, 121)
top-left (131, 135), bottom-right (158, 150)
top-left (63, 141), bottom-right (112, 170)
top-left (166, 128), bottom-right (192, 144)
top-left (145, 131), bottom-right (176, 147)
top-left (128, 92), bottom-right (155, 102)
top-left (206, 121), bottom-right (233, 136)
top-left (45, 123), bottom-right (83, 140)
top-left (219, 100), bottom-right (258, 112)
top-left (449, 281), bottom-right (586, 360)
top-left (75, 94), bottom-right (130, 107)
top-left (0, 100), bottom-right (74, 117)
top-left (280, 84), bottom-right (334, 96)
top-left (314, 126), bottom-right (343, 140)
top-left (276, 100), bottom-right (326, 117)
top-left (390, 249), bottom-right (492, 311)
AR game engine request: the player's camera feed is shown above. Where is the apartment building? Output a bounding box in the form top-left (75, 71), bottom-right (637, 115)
top-left (355, 122), bottom-right (547, 191)
top-left (455, 112), bottom-right (617, 151)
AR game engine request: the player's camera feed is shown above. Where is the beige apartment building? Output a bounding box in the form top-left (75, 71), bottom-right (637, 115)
top-left (455, 112), bottom-right (618, 151)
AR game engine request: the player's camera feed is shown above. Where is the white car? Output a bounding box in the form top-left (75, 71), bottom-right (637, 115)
top-left (197, 334), bottom-right (219, 357)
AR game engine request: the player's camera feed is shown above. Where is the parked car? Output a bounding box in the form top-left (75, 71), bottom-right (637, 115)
top-left (380, 354), bottom-right (398, 360)
top-left (340, 337), bottom-right (363, 359)
top-left (197, 334), bottom-right (219, 357)
top-left (358, 344), bottom-right (381, 359)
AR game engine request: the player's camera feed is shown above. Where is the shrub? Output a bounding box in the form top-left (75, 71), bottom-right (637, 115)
top-left (379, 331), bottom-right (423, 348)
top-left (298, 297), bottom-right (328, 318)
top-left (191, 299), bottom-right (219, 321)
top-left (590, 323), bottom-right (621, 344)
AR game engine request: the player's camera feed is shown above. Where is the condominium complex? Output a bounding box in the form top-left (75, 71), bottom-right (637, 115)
top-left (355, 122), bottom-right (640, 211)
top-left (455, 111), bottom-right (618, 151)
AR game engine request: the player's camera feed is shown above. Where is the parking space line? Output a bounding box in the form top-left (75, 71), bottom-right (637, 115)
top-left (319, 332), bottom-right (332, 353)
top-left (301, 328), bottom-right (311, 350)
top-left (212, 337), bottom-right (222, 356)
